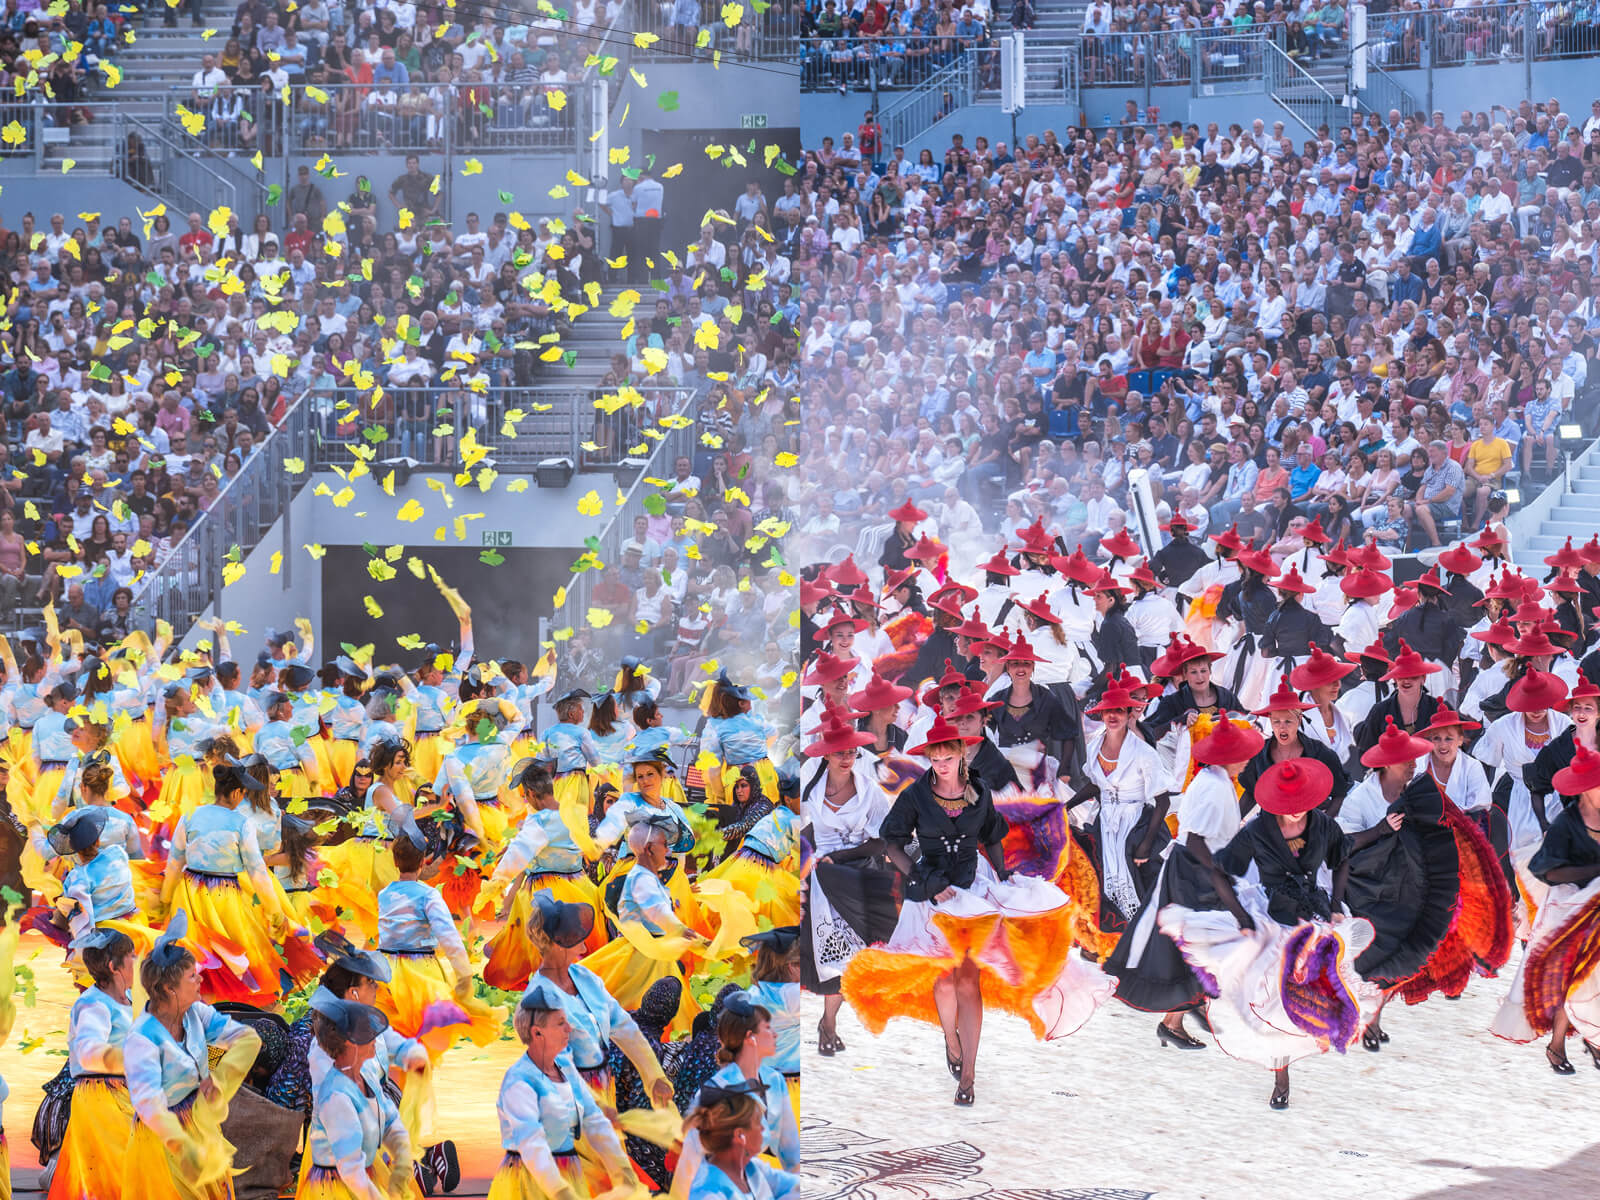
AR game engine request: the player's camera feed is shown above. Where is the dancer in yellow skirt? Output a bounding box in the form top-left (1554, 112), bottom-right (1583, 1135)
top-left (591, 751), bottom-right (700, 931)
top-left (256, 690), bottom-right (323, 806)
top-left (282, 663), bottom-right (336, 798)
top-left (321, 657), bottom-right (373, 792)
top-left (702, 770), bottom-right (801, 929)
top-left (487, 979), bottom-right (641, 1200)
top-left (543, 689), bottom-right (604, 855)
top-left (374, 807), bottom-right (506, 1060)
top-left (582, 815), bottom-right (709, 1039)
top-left (480, 762), bottom-right (606, 990)
top-left (49, 928), bottom-right (137, 1200)
top-left (123, 913), bottom-right (263, 1200)
top-left (699, 675), bottom-right (780, 806)
top-left (316, 737), bottom-right (409, 941)
top-left (298, 993), bottom-right (419, 1200)
top-left (46, 806), bottom-right (159, 962)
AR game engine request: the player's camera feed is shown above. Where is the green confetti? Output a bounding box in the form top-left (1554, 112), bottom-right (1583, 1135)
top-left (657, 91), bottom-right (680, 112)
top-left (266, 183), bottom-right (283, 205)
top-left (480, 549), bottom-right (505, 567)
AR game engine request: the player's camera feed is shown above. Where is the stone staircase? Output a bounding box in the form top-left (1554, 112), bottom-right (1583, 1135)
top-left (1523, 444), bottom-right (1600, 562)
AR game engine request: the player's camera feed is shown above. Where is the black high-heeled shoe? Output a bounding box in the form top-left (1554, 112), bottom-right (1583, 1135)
top-left (1157, 1021), bottom-right (1205, 1049)
top-left (817, 1021), bottom-right (842, 1057)
top-left (1585, 1040), bottom-right (1600, 1069)
top-left (954, 1083), bottom-right (974, 1106)
top-left (945, 1045), bottom-right (962, 1079)
top-left (1362, 1026), bottom-right (1383, 1052)
top-left (1269, 1080), bottom-right (1290, 1110)
top-left (1547, 1045), bottom-right (1576, 1075)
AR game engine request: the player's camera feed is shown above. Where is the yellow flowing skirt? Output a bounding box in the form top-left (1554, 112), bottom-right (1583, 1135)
top-left (123, 1092), bottom-right (237, 1200)
top-left (170, 871), bottom-right (291, 1007)
top-left (376, 951), bottom-right (506, 1060)
top-left (30, 763), bottom-right (68, 825)
top-left (153, 760), bottom-right (210, 830)
top-left (552, 773), bottom-right (600, 860)
top-left (703, 848), bottom-right (801, 928)
top-left (411, 734), bottom-right (446, 789)
top-left (0, 1131), bottom-right (8, 1200)
top-left (311, 838), bottom-right (395, 941)
top-left (580, 924), bottom-right (699, 1041)
top-left (274, 766), bottom-right (315, 806)
top-left (49, 1077), bottom-right (134, 1200)
top-left (306, 737), bottom-right (335, 796)
top-left (587, 765), bottom-right (623, 799)
top-left (486, 1151), bottom-right (584, 1200)
top-left (481, 872), bottom-right (607, 991)
top-left (600, 858), bottom-right (703, 936)
top-left (298, 1164), bottom-right (421, 1200)
top-left (112, 717), bottom-right (159, 796)
top-left (326, 740), bottom-right (360, 791)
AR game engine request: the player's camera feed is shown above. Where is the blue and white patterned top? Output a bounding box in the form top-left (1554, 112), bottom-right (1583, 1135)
top-left (307, 987), bottom-right (426, 1093)
top-left (697, 1063), bottom-right (800, 1170)
top-left (594, 792), bottom-right (695, 858)
top-left (171, 804), bottom-right (271, 881)
top-left (627, 725), bottom-right (683, 760)
top-left (324, 693), bottom-right (366, 742)
top-left (435, 739), bottom-right (511, 802)
top-left (516, 965), bottom-right (653, 1074)
top-left (411, 684), bottom-right (452, 734)
top-left (492, 809), bottom-right (585, 879)
top-left (700, 713), bottom-right (775, 766)
top-left (591, 725), bottom-right (633, 765)
top-left (216, 687), bottom-right (265, 732)
top-left (305, 1058), bottom-right (408, 1176)
top-left (33, 708), bottom-right (74, 763)
top-left (616, 866), bottom-right (686, 936)
top-left (746, 981), bottom-right (800, 1076)
top-left (68, 985), bottom-right (134, 1078)
top-left (62, 845), bottom-right (137, 935)
top-left (377, 879), bottom-right (471, 977)
top-left (256, 719), bottom-right (318, 773)
top-left (688, 1159), bottom-right (799, 1200)
top-left (125, 1002), bottom-right (254, 1111)
top-left (542, 722), bottom-right (600, 773)
top-left (495, 1054), bottom-right (626, 1194)
top-left (737, 808), bottom-right (798, 863)
top-left (51, 755), bottom-right (132, 822)
top-left (164, 712), bottom-right (228, 762)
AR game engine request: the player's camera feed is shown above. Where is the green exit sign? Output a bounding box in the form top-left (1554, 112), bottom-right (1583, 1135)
top-left (740, 113), bottom-right (768, 129)
top-left (481, 530), bottom-right (513, 547)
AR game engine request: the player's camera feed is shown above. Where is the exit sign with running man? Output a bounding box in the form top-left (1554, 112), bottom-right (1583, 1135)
top-left (740, 113), bottom-right (768, 129)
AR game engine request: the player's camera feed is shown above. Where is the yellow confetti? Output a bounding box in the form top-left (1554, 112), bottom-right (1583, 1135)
top-left (396, 499), bottom-right (425, 522)
top-left (586, 607), bottom-right (614, 630)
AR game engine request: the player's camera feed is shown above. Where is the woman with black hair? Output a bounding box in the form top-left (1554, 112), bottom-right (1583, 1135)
top-left (1087, 572), bottom-right (1140, 695)
top-left (1239, 682), bottom-right (1351, 817)
top-left (1214, 547), bottom-right (1279, 708)
top-left (123, 914), bottom-right (262, 1198)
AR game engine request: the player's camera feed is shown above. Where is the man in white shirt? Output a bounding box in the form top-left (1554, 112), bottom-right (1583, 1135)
top-left (191, 55), bottom-right (227, 105)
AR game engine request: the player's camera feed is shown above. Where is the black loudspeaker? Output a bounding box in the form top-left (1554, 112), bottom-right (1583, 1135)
top-left (536, 458), bottom-right (575, 488)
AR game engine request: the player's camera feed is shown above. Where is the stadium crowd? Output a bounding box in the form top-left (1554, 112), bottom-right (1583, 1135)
top-left (790, 97), bottom-right (1600, 571)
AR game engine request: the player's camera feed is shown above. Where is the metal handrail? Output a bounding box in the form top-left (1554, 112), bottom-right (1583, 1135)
top-left (1264, 40), bottom-right (1342, 138)
top-left (877, 53), bottom-right (973, 150)
top-left (1355, 59), bottom-right (1420, 120)
top-left (121, 113), bottom-right (249, 220)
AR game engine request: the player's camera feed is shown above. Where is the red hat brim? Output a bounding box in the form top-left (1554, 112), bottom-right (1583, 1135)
top-left (1256, 757), bottom-right (1334, 815)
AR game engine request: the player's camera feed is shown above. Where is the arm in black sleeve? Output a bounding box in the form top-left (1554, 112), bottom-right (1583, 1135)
top-left (1187, 830), bottom-right (1253, 931)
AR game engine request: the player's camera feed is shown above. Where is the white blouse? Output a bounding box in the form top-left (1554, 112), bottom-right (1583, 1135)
top-left (800, 755), bottom-right (891, 856)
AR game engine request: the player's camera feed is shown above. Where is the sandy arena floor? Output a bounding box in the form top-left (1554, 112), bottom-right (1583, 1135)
top-left (800, 950), bottom-right (1600, 1200)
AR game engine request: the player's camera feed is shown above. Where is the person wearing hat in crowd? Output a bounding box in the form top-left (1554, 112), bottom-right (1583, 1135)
top-left (488, 978), bottom-right (639, 1200)
top-left (841, 715), bottom-right (1112, 1107)
top-left (1417, 706), bottom-right (1493, 820)
top-left (1159, 755), bottom-right (1374, 1110)
top-left (1139, 638), bottom-right (1240, 784)
top-left (1291, 646), bottom-right (1360, 769)
top-left (1386, 570), bottom-right (1466, 698)
top-left (742, 926), bottom-right (801, 1087)
top-left (818, 611), bottom-right (876, 696)
top-left (680, 1077), bottom-right (798, 1200)
top-left (123, 912), bottom-right (264, 1198)
top-left (798, 651), bottom-right (863, 744)
top-left (155, 756), bottom-right (316, 1005)
top-left (1085, 573), bottom-right (1141, 702)
top-left (851, 673), bottom-right (914, 757)
top-left (316, 656), bottom-right (372, 792)
top-left (1334, 564), bottom-right (1392, 663)
top-left (1149, 512), bottom-right (1210, 598)
top-left (428, 696), bottom-right (520, 926)
top-left (1490, 731), bottom-right (1600, 1072)
top-left (1353, 640), bottom-right (1444, 758)
top-left (1009, 592), bottom-right (1087, 702)
top-left (298, 990), bottom-right (417, 1200)
top-left (279, 661), bottom-right (339, 802)
top-left (28, 681), bottom-right (84, 827)
top-left (1524, 671), bottom-right (1600, 829)
top-left (1125, 565), bottom-right (1185, 671)
top-left (1256, 567), bottom-right (1332, 701)
top-left (255, 690), bottom-right (325, 804)
top-left (373, 806), bottom-right (506, 1062)
top-left (1461, 619), bottom-right (1521, 723)
top-left (799, 702), bottom-right (898, 1060)
top-left (1068, 686), bottom-right (1173, 935)
top-left (989, 634), bottom-right (1082, 790)
top-left (947, 682), bottom-right (1019, 796)
top-left (1435, 542), bottom-right (1487, 627)
top-left (1239, 681), bottom-right (1351, 816)
top-left (1104, 714), bottom-right (1264, 1050)
top-left (42, 804), bottom-right (157, 967)
top-left (879, 500), bottom-right (931, 574)
top-left (50, 927), bottom-right (137, 1200)
top-left (700, 672), bottom-right (781, 807)
top-left (703, 757), bottom-right (799, 931)
top-left (1213, 547), bottom-right (1279, 709)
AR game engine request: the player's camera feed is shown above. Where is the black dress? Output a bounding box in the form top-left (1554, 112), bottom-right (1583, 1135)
top-left (1341, 775), bottom-right (1461, 985)
top-left (1215, 809), bottom-right (1346, 926)
top-left (1258, 599), bottom-right (1332, 663)
top-left (1150, 537), bottom-right (1210, 593)
top-left (1385, 601), bottom-right (1465, 668)
top-left (905, 628), bottom-right (963, 690)
top-left (1238, 735), bottom-right (1350, 817)
top-left (799, 769), bottom-right (900, 996)
top-left (1103, 834), bottom-right (1225, 1013)
top-left (1141, 682), bottom-right (1244, 743)
top-left (1528, 805), bottom-right (1600, 883)
top-left (1523, 727), bottom-right (1583, 810)
top-left (968, 736), bottom-right (1021, 794)
top-left (990, 683), bottom-right (1079, 784)
top-left (880, 773), bottom-right (1010, 902)
top-left (1353, 692), bottom-right (1440, 758)
top-left (878, 529), bottom-right (915, 573)
top-left (1089, 608), bottom-right (1140, 685)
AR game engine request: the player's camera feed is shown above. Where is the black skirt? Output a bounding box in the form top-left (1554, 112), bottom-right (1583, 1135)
top-left (1102, 846), bottom-right (1221, 1014)
top-left (800, 857), bottom-right (901, 995)
top-left (1070, 807), bottom-right (1171, 936)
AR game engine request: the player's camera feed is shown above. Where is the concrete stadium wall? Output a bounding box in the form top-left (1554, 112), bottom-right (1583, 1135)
top-left (1, 171), bottom-right (159, 218)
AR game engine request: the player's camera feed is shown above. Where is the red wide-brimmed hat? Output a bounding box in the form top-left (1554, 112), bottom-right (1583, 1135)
top-left (881, 566), bottom-right (918, 596)
top-left (1565, 671), bottom-right (1600, 706)
top-left (1478, 572), bottom-right (1520, 603)
top-left (800, 578), bottom-right (832, 608)
top-left (1002, 635), bottom-right (1047, 665)
top-left (1508, 669), bottom-right (1569, 713)
top-left (1322, 538), bottom-right (1353, 570)
top-left (1360, 717), bottom-right (1433, 768)
top-left (979, 631), bottom-right (1014, 657)
top-left (907, 535), bottom-right (947, 562)
top-left (1018, 594), bottom-right (1061, 624)
top-left (888, 499), bottom-right (929, 524)
top-left (1436, 544), bottom-right (1482, 576)
top-left (1346, 637), bottom-right (1392, 666)
top-left (979, 547), bottom-right (1020, 577)
top-left (828, 554), bottom-right (870, 590)
top-left (823, 610), bottom-right (869, 635)
top-left (850, 673), bottom-right (914, 713)
top-left (1388, 584), bottom-right (1420, 621)
top-left (804, 712), bottom-right (877, 757)
top-left (952, 614), bottom-right (992, 642)
top-left (1252, 679), bottom-right (1316, 716)
top-left (1087, 569), bottom-right (1130, 596)
top-left (1546, 574), bottom-right (1582, 595)
top-left (1341, 570), bottom-right (1393, 600)
top-left (929, 581), bottom-right (979, 608)
top-left (1470, 617), bottom-right (1519, 650)
top-left (1415, 566), bottom-right (1449, 595)
top-left (1545, 537), bottom-right (1585, 571)
top-left (1191, 717), bottom-right (1266, 766)
top-left (1105, 667), bottom-right (1161, 700)
top-left (1013, 518), bottom-right (1054, 554)
top-left (1088, 685), bottom-right (1143, 715)
top-left (935, 658), bottom-right (972, 691)
top-left (1257, 757), bottom-right (1334, 815)
top-left (1270, 565), bottom-right (1316, 596)
top-left (1582, 535), bottom-right (1600, 567)
top-left (907, 714), bottom-right (983, 756)
top-left (1162, 512), bottom-right (1196, 534)
top-left (1507, 629), bottom-right (1564, 658)
top-left (1348, 543), bottom-right (1393, 572)
top-left (802, 651), bottom-right (860, 687)
top-left (1420, 705), bottom-right (1480, 735)
top-left (1468, 525), bottom-right (1506, 550)
top-left (1291, 644), bottom-right (1355, 690)
top-left (1381, 639), bottom-right (1444, 681)
top-left (1100, 529), bottom-right (1142, 560)
top-left (1161, 636), bottom-right (1225, 674)
top-left (1300, 516), bottom-right (1330, 545)
top-left (1237, 547), bottom-right (1277, 576)
top-left (1210, 523), bottom-right (1245, 553)
top-left (1127, 563), bottom-right (1160, 590)
top-left (1055, 548), bottom-right (1103, 586)
top-left (1553, 743), bottom-right (1600, 794)
top-left (947, 685), bottom-right (1000, 719)
top-left (928, 594), bottom-right (966, 621)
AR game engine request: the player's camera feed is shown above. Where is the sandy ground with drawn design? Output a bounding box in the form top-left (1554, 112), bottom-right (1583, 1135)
top-left (800, 951), bottom-right (1600, 1200)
